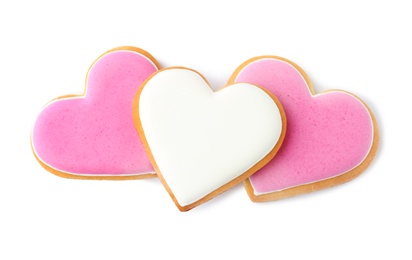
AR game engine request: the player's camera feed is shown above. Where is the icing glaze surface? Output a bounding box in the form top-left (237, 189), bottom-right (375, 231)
top-left (32, 48), bottom-right (158, 177)
top-left (137, 68), bottom-right (284, 207)
top-left (233, 57), bottom-right (375, 195)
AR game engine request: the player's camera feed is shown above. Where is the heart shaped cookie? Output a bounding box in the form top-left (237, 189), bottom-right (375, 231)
top-left (134, 67), bottom-right (286, 211)
top-left (32, 47), bottom-right (160, 179)
top-left (229, 56), bottom-right (379, 202)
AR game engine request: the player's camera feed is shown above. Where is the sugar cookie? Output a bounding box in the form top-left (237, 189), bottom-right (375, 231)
top-left (134, 67), bottom-right (286, 211)
top-left (230, 56), bottom-right (379, 201)
top-left (32, 47), bottom-right (160, 179)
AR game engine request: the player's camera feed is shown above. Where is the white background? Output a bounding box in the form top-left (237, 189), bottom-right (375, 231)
top-left (1, 1), bottom-right (410, 259)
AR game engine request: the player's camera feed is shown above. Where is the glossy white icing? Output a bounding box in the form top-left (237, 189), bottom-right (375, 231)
top-left (138, 68), bottom-right (283, 207)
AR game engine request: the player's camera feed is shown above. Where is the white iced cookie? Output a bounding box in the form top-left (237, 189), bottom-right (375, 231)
top-left (133, 67), bottom-right (286, 211)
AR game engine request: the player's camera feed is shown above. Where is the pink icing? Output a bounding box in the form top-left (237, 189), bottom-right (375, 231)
top-left (235, 58), bottom-right (373, 193)
top-left (32, 50), bottom-right (158, 175)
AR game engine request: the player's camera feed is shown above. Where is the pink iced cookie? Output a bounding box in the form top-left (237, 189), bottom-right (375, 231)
top-left (32, 47), bottom-right (160, 179)
top-left (230, 56), bottom-right (379, 201)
